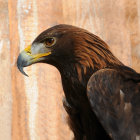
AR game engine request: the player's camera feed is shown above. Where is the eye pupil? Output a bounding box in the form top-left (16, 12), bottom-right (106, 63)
top-left (48, 38), bottom-right (53, 43)
top-left (45, 38), bottom-right (55, 46)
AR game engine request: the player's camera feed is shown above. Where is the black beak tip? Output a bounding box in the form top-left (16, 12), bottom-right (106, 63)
top-left (17, 55), bottom-right (29, 77)
top-left (17, 64), bottom-right (29, 77)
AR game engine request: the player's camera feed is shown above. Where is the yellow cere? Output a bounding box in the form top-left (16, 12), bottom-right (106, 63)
top-left (24, 45), bottom-right (32, 54)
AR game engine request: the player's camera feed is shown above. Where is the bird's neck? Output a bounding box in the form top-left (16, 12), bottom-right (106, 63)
top-left (56, 63), bottom-right (97, 107)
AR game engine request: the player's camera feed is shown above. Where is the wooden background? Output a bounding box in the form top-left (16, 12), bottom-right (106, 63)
top-left (0, 0), bottom-right (140, 140)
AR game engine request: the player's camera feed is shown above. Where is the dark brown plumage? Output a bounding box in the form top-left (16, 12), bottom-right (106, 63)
top-left (17, 24), bottom-right (140, 140)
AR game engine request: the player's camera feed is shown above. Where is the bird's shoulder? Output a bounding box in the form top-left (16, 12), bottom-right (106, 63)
top-left (86, 67), bottom-right (140, 139)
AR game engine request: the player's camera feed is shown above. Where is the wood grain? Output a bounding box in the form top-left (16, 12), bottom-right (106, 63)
top-left (0, 0), bottom-right (139, 140)
top-left (0, 1), bottom-right (12, 140)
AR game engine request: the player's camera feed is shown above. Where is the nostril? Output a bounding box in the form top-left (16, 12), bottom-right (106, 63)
top-left (27, 51), bottom-right (31, 54)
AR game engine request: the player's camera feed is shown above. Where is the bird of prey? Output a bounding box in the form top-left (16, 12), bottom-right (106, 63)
top-left (17, 24), bottom-right (140, 140)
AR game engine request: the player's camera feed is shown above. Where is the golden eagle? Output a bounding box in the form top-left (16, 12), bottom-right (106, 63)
top-left (17, 24), bottom-right (140, 140)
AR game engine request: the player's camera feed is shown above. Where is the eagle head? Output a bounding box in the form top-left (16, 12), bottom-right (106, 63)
top-left (17, 24), bottom-right (121, 78)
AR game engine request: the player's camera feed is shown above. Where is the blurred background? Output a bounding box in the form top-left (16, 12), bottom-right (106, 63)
top-left (0, 0), bottom-right (140, 140)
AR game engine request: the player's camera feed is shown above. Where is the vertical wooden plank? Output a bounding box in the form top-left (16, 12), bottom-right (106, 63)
top-left (0, 1), bottom-right (12, 140)
top-left (16, 1), bottom-right (39, 140)
top-left (35, 1), bottom-right (73, 140)
top-left (123, 0), bottom-right (140, 72)
top-left (8, 0), bottom-right (30, 140)
top-left (137, 0), bottom-right (140, 72)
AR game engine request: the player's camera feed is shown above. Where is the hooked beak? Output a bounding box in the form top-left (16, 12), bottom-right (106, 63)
top-left (17, 45), bottom-right (51, 76)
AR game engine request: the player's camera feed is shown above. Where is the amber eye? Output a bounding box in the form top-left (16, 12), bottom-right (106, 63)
top-left (45, 37), bottom-right (55, 47)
